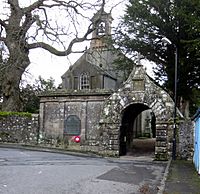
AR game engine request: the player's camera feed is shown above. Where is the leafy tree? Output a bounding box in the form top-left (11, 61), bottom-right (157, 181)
top-left (20, 76), bottom-right (57, 113)
top-left (0, 0), bottom-right (105, 111)
top-left (115, 0), bottom-right (200, 116)
top-left (35, 76), bottom-right (56, 92)
top-left (20, 84), bottom-right (40, 113)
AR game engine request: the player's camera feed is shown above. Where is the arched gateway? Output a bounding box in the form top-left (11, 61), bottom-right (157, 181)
top-left (39, 9), bottom-right (192, 161)
top-left (98, 63), bottom-right (176, 160)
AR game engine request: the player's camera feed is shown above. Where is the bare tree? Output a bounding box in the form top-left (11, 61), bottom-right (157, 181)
top-left (0, 0), bottom-right (105, 111)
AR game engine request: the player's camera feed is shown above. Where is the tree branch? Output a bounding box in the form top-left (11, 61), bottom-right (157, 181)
top-left (28, 42), bottom-right (68, 55)
top-left (8, 0), bottom-right (21, 12)
top-left (28, 21), bottom-right (95, 55)
top-left (28, 37), bottom-right (87, 56)
top-left (27, 0), bottom-right (106, 56)
top-left (20, 12), bottom-right (36, 35)
top-left (23, 0), bottom-right (85, 13)
top-left (23, 0), bottom-right (45, 14)
top-left (0, 19), bottom-right (7, 28)
top-left (0, 37), bottom-right (6, 42)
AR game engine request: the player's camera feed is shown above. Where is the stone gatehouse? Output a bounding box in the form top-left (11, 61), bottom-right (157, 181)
top-left (39, 61), bottom-right (181, 160)
top-left (38, 10), bottom-right (190, 160)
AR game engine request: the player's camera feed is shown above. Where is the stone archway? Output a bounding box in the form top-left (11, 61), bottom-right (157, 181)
top-left (99, 64), bottom-right (177, 160)
top-left (119, 103), bottom-right (155, 156)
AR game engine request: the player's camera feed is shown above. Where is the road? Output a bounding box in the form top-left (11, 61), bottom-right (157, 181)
top-left (0, 147), bottom-right (168, 194)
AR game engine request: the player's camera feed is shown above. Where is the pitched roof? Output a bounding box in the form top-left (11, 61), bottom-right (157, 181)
top-left (61, 49), bottom-right (117, 80)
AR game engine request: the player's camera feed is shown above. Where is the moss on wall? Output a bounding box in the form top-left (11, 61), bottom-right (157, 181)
top-left (0, 112), bottom-right (32, 118)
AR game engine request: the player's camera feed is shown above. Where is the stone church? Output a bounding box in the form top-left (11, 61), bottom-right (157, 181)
top-left (39, 10), bottom-right (182, 160)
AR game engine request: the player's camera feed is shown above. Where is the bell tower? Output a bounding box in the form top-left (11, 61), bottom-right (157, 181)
top-left (90, 9), bottom-right (113, 49)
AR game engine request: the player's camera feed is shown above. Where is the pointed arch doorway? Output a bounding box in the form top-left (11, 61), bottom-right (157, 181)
top-left (119, 103), bottom-right (156, 156)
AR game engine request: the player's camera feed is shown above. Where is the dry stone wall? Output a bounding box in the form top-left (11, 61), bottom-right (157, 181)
top-left (0, 114), bottom-right (39, 144)
top-left (0, 112), bottom-right (194, 160)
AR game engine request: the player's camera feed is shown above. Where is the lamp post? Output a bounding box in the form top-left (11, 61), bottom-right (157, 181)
top-left (161, 37), bottom-right (177, 160)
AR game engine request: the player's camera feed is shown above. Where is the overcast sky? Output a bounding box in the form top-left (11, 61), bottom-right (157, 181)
top-left (21, 0), bottom-right (155, 86)
top-left (22, 0), bottom-right (127, 86)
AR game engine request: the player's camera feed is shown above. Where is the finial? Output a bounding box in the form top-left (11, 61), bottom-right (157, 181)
top-left (137, 53), bottom-right (143, 66)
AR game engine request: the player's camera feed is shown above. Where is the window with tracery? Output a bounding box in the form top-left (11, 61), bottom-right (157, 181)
top-left (80, 72), bottom-right (90, 89)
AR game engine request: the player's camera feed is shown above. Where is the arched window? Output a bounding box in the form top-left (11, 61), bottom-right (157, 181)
top-left (80, 72), bottom-right (90, 90)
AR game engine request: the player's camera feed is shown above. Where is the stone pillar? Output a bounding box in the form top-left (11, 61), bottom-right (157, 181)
top-left (99, 122), bottom-right (120, 157)
top-left (155, 122), bottom-right (169, 160)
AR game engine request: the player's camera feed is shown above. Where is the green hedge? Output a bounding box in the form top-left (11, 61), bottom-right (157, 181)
top-left (0, 112), bottom-right (32, 118)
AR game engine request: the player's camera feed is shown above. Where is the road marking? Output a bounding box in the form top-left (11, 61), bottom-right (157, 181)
top-left (20, 152), bottom-right (30, 156)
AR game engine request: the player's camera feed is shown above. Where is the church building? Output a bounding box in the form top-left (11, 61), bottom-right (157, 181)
top-left (61, 10), bottom-right (126, 91)
top-left (39, 10), bottom-right (128, 146)
top-left (39, 9), bottom-right (175, 159)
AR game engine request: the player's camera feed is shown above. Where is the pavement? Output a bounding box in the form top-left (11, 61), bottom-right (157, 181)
top-left (164, 159), bottom-right (200, 194)
top-left (1, 143), bottom-right (200, 194)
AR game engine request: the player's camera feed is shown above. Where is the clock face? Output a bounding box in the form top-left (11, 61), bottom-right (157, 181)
top-left (97, 21), bottom-right (106, 35)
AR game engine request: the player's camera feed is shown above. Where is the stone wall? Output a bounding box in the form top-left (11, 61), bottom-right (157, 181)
top-left (178, 119), bottom-right (194, 159)
top-left (39, 91), bottom-right (111, 150)
top-left (36, 63), bottom-right (195, 159)
top-left (0, 112), bottom-right (194, 160)
top-left (0, 114), bottom-right (39, 144)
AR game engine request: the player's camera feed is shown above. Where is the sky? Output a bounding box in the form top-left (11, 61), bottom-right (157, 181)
top-left (21, 0), bottom-right (155, 86)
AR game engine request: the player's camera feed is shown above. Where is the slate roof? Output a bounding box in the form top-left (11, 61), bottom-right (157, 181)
top-left (61, 48), bottom-right (118, 81)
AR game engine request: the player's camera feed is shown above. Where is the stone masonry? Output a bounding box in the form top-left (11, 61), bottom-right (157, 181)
top-left (0, 114), bottom-right (39, 144)
top-left (97, 64), bottom-right (176, 159)
top-left (38, 63), bottom-right (190, 160)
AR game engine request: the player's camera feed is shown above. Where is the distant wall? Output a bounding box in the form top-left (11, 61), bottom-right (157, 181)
top-left (178, 119), bottom-right (194, 159)
top-left (0, 114), bottom-right (39, 144)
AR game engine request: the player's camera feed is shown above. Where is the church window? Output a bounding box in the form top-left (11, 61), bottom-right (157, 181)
top-left (64, 115), bottom-right (81, 135)
top-left (80, 72), bottom-right (90, 89)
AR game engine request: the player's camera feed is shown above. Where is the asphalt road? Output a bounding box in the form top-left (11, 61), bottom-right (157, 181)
top-left (0, 147), bottom-right (168, 194)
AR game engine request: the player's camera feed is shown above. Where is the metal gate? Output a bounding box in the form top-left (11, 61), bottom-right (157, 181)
top-left (193, 108), bottom-right (200, 174)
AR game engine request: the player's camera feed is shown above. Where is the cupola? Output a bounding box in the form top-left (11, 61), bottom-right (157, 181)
top-left (90, 9), bottom-right (113, 49)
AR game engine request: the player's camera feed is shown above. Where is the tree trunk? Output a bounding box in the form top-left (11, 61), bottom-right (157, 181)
top-left (1, 53), bottom-right (30, 112)
top-left (2, 69), bottom-right (22, 111)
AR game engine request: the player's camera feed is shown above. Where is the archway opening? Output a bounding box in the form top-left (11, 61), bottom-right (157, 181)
top-left (119, 103), bottom-right (156, 156)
